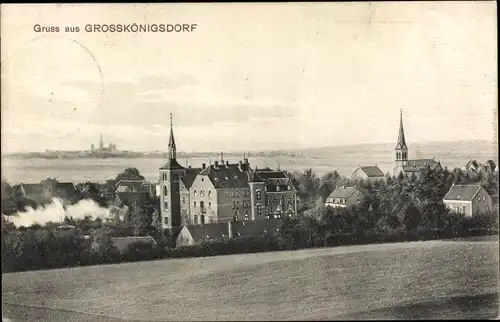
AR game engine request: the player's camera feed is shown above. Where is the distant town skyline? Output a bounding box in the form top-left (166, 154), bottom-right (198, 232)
top-left (1, 2), bottom-right (497, 154)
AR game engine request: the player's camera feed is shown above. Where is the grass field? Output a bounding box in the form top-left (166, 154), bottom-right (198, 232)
top-left (2, 238), bottom-right (499, 321)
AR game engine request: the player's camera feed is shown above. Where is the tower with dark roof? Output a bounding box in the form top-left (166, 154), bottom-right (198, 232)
top-left (394, 109), bottom-right (409, 175)
top-left (159, 113), bottom-right (186, 234)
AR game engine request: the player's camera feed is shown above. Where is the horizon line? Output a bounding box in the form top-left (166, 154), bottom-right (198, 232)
top-left (1, 138), bottom-right (496, 156)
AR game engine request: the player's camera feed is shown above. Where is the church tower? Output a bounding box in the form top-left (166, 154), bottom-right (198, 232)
top-left (159, 113), bottom-right (186, 235)
top-left (394, 109), bottom-right (408, 175)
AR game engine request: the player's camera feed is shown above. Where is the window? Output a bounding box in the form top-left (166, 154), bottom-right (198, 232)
top-left (208, 202), bottom-right (212, 208)
top-left (276, 186), bottom-right (281, 192)
top-left (200, 201), bottom-right (206, 213)
top-left (233, 211), bottom-right (239, 221)
top-left (200, 215), bottom-right (205, 225)
top-left (164, 201), bottom-right (168, 209)
top-left (462, 206), bottom-right (466, 213)
top-left (256, 189), bottom-right (261, 200)
top-left (182, 197), bottom-right (185, 204)
top-left (201, 178), bottom-right (204, 182)
top-left (244, 210), bottom-right (249, 220)
top-left (232, 190), bottom-right (235, 197)
top-left (257, 204), bottom-right (262, 214)
top-left (164, 217), bottom-right (168, 225)
top-left (208, 190), bottom-right (212, 198)
top-left (236, 201), bottom-right (240, 209)
top-left (194, 189), bottom-right (197, 197)
top-left (194, 201), bottom-right (197, 208)
top-left (232, 201), bottom-right (236, 209)
top-left (194, 215), bottom-right (198, 224)
top-left (164, 185), bottom-right (168, 196)
top-left (236, 190), bottom-right (240, 197)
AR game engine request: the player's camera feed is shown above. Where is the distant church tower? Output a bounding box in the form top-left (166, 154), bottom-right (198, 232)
top-left (159, 114), bottom-right (186, 235)
top-left (99, 133), bottom-right (104, 150)
top-left (394, 109), bottom-right (408, 176)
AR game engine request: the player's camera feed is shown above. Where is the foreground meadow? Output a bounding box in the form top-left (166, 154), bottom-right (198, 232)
top-left (2, 239), bottom-right (499, 321)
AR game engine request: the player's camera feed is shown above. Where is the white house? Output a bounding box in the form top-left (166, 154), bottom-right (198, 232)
top-left (325, 186), bottom-right (366, 208)
top-left (443, 184), bottom-right (492, 217)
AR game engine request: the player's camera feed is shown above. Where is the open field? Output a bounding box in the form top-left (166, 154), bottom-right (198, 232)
top-left (2, 239), bottom-right (499, 321)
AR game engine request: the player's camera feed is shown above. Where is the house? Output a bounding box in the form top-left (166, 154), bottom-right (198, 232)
top-left (325, 186), bottom-right (366, 208)
top-left (351, 165), bottom-right (385, 181)
top-left (115, 180), bottom-right (153, 195)
top-left (175, 219), bottom-right (283, 247)
top-left (110, 236), bottom-right (157, 253)
top-left (464, 159), bottom-right (496, 178)
top-left (393, 109), bottom-right (442, 178)
top-left (17, 181), bottom-right (79, 205)
top-left (443, 184), bottom-right (492, 217)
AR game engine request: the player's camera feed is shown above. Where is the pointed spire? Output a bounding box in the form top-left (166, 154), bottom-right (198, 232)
top-left (168, 113), bottom-right (176, 160)
top-left (396, 108), bottom-right (407, 149)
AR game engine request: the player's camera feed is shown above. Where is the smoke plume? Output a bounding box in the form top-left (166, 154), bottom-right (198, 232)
top-left (4, 198), bottom-right (112, 227)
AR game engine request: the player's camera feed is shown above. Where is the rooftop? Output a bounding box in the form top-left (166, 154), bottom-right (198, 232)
top-left (444, 184), bottom-right (483, 201)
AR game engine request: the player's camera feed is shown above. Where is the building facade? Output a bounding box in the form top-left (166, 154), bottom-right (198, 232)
top-left (393, 109), bottom-right (442, 177)
top-left (159, 114), bottom-right (298, 233)
top-left (443, 184), bottom-right (493, 217)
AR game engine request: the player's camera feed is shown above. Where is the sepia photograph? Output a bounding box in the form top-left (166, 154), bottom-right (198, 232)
top-left (1, 2), bottom-right (498, 321)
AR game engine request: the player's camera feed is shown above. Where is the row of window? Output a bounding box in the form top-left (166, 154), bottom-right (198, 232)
top-left (396, 152), bottom-right (408, 160)
top-left (193, 189), bottom-right (212, 198)
top-left (232, 200), bottom-right (252, 209)
top-left (233, 210), bottom-right (251, 222)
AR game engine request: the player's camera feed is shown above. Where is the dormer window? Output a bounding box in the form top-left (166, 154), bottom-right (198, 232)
top-left (256, 189), bottom-right (262, 200)
top-left (225, 177), bottom-right (229, 180)
top-left (194, 189), bottom-right (197, 196)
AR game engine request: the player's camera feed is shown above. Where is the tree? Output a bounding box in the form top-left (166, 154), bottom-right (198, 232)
top-left (115, 168), bottom-right (145, 182)
top-left (402, 203), bottom-right (422, 231)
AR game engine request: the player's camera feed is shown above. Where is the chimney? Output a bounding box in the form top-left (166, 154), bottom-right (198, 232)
top-left (238, 160), bottom-right (243, 170)
top-left (202, 163), bottom-right (206, 170)
top-left (228, 221), bottom-right (233, 239)
top-left (226, 161), bottom-right (229, 167)
top-left (214, 161), bottom-right (219, 169)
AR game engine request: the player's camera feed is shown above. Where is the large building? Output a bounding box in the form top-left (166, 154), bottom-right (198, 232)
top-left (159, 114), bottom-right (298, 234)
top-left (393, 109), bottom-right (442, 177)
top-left (325, 186), bottom-right (366, 208)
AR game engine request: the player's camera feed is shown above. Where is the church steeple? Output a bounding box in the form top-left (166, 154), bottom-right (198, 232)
top-left (395, 109), bottom-right (408, 162)
top-left (168, 113), bottom-right (176, 160)
top-left (396, 109), bottom-right (407, 149)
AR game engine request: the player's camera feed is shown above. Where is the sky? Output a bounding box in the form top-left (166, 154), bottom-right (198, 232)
top-left (1, 2), bottom-right (497, 153)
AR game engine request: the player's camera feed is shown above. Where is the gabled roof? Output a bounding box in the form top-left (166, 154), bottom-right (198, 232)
top-left (443, 184), bottom-right (483, 201)
top-left (182, 168), bottom-right (202, 189)
top-left (249, 170), bottom-right (296, 192)
top-left (198, 163), bottom-right (250, 189)
top-left (327, 186), bottom-right (365, 199)
top-left (56, 182), bottom-right (77, 192)
top-left (110, 236), bottom-right (157, 253)
top-left (19, 183), bottom-right (43, 195)
top-left (356, 165), bottom-right (384, 177)
top-left (115, 180), bottom-right (152, 193)
top-left (183, 222), bottom-right (229, 242)
top-left (231, 219), bottom-right (282, 238)
top-left (403, 159), bottom-right (440, 172)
